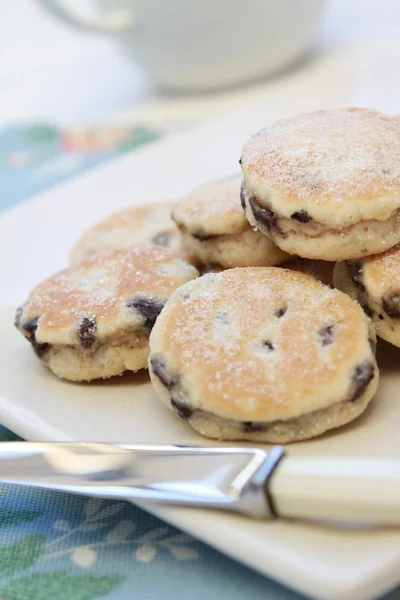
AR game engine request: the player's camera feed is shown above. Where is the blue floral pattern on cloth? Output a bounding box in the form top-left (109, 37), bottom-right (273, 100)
top-left (0, 125), bottom-right (399, 600)
top-left (0, 453), bottom-right (302, 600)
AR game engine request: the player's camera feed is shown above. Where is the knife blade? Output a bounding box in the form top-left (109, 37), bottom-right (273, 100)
top-left (0, 442), bottom-right (399, 525)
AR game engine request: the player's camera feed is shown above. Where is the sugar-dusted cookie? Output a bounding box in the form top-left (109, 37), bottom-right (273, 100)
top-left (149, 267), bottom-right (378, 443)
top-left (70, 202), bottom-right (183, 265)
top-left (241, 108), bottom-right (400, 260)
top-left (16, 247), bottom-right (198, 381)
top-left (172, 175), bottom-right (288, 268)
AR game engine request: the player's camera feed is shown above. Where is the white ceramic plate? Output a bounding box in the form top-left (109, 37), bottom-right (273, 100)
top-left (1, 43), bottom-right (400, 600)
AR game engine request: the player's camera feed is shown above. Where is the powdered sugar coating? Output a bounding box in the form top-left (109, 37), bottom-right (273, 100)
top-left (19, 247), bottom-right (199, 346)
top-left (70, 202), bottom-right (182, 265)
top-left (173, 175), bottom-right (248, 235)
top-left (150, 268), bottom-right (376, 423)
top-left (241, 108), bottom-right (400, 226)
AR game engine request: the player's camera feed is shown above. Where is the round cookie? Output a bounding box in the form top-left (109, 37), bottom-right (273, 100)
top-left (15, 247), bottom-right (199, 381)
top-left (149, 268), bottom-right (378, 443)
top-left (70, 202), bottom-right (183, 265)
top-left (172, 175), bottom-right (289, 268)
top-left (333, 246), bottom-right (400, 347)
top-left (241, 108), bottom-right (400, 261)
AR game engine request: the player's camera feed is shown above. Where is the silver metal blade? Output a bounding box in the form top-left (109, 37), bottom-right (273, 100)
top-left (0, 442), bottom-right (284, 518)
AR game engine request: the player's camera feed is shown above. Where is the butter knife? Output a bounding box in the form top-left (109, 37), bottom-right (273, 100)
top-left (0, 442), bottom-right (399, 525)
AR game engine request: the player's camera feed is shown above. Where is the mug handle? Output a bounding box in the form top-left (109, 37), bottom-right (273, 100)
top-left (36, 0), bottom-right (135, 35)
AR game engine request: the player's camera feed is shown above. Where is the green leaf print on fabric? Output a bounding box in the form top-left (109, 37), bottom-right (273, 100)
top-left (0, 509), bottom-right (43, 529)
top-left (0, 572), bottom-right (122, 600)
top-left (0, 534), bottom-right (46, 578)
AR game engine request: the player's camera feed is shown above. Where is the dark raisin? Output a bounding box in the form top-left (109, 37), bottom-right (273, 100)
top-left (22, 316), bottom-right (49, 357)
top-left (243, 421), bottom-right (267, 432)
top-left (382, 168), bottom-right (391, 175)
top-left (78, 317), bottom-right (97, 348)
top-left (151, 358), bottom-right (192, 418)
top-left (23, 316), bottom-right (40, 337)
top-left (240, 180), bottom-right (246, 209)
top-left (382, 292), bottom-right (400, 319)
top-left (350, 361), bottom-right (374, 402)
top-left (275, 306), bottom-right (287, 318)
top-left (35, 340), bottom-right (50, 358)
top-left (361, 301), bottom-right (374, 318)
top-left (171, 399), bottom-right (193, 419)
top-left (151, 231), bottom-right (173, 247)
top-left (192, 229), bottom-right (215, 241)
top-left (127, 297), bottom-right (164, 330)
top-left (347, 261), bottom-right (364, 289)
top-left (249, 197), bottom-right (280, 235)
top-left (239, 157), bottom-right (242, 166)
top-left (290, 210), bottom-right (312, 223)
top-left (261, 340), bottom-right (274, 351)
top-left (151, 358), bottom-right (178, 390)
top-left (31, 341), bottom-right (49, 358)
top-left (318, 324), bottom-right (335, 346)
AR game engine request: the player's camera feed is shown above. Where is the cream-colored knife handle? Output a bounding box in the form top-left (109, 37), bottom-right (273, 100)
top-left (270, 457), bottom-right (400, 525)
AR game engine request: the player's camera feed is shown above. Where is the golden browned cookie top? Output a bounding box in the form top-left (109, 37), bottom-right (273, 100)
top-left (241, 108), bottom-right (400, 226)
top-left (172, 175), bottom-right (248, 236)
top-left (17, 247), bottom-right (198, 346)
top-left (150, 267), bottom-right (375, 422)
top-left (70, 202), bottom-right (181, 265)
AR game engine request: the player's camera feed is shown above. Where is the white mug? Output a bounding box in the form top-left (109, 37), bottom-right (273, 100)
top-left (37, 0), bottom-right (326, 91)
